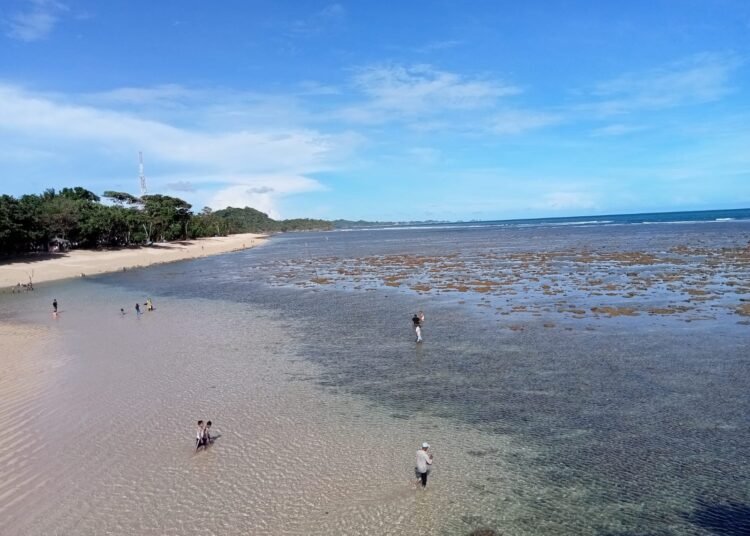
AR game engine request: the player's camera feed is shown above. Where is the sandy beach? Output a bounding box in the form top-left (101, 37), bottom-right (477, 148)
top-left (0, 233), bottom-right (266, 288)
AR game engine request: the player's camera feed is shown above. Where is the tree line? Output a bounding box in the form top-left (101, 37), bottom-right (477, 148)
top-left (0, 187), bottom-right (332, 254)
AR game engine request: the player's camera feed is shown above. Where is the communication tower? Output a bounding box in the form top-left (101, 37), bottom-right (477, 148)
top-left (138, 152), bottom-right (148, 196)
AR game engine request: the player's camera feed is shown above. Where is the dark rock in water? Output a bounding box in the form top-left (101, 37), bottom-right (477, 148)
top-left (468, 529), bottom-right (499, 536)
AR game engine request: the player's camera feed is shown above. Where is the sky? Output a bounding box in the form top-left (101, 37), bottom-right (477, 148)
top-left (1, 0), bottom-right (749, 221)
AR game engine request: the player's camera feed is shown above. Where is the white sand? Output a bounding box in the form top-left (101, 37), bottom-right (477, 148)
top-left (0, 233), bottom-right (265, 288)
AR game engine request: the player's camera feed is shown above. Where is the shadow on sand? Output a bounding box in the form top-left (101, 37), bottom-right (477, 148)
top-left (0, 252), bottom-right (68, 267)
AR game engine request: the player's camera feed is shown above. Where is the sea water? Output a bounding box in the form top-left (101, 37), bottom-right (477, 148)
top-left (1, 217), bottom-right (749, 535)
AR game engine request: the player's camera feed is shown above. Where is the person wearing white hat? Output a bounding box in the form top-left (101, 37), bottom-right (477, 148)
top-left (415, 442), bottom-right (433, 488)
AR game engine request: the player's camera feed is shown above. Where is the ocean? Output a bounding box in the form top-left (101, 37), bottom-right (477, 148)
top-left (1, 210), bottom-right (749, 535)
top-left (344, 207), bottom-right (750, 230)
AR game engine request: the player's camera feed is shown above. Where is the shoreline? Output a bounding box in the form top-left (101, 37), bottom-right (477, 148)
top-left (0, 232), bottom-right (266, 288)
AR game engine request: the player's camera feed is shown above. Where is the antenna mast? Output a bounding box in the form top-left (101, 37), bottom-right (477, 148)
top-left (138, 151), bottom-right (148, 196)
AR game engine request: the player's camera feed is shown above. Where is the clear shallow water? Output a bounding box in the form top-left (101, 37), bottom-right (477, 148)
top-left (2, 290), bottom-right (527, 535)
top-left (2, 220), bottom-right (750, 534)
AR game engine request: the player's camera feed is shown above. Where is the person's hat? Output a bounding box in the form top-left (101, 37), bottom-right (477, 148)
top-left (422, 442), bottom-right (430, 449)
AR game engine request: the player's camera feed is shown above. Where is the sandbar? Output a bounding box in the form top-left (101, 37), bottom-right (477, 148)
top-left (0, 233), bottom-right (265, 288)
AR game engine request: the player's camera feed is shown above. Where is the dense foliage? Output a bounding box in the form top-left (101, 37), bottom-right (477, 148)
top-left (212, 206), bottom-right (332, 233)
top-left (0, 188), bottom-right (331, 254)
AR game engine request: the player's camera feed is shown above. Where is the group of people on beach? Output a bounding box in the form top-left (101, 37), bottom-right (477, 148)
top-left (137, 297), bottom-right (154, 314)
top-left (119, 297), bottom-right (154, 316)
top-left (51, 297), bottom-right (154, 318)
top-left (195, 420), bottom-right (215, 450)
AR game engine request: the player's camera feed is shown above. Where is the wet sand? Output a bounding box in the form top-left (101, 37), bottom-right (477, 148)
top-left (0, 233), bottom-right (266, 289)
top-left (0, 323), bottom-right (59, 524)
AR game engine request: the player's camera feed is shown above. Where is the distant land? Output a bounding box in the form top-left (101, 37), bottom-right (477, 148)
top-left (2, 186), bottom-right (749, 257)
top-left (0, 188), bottom-right (331, 255)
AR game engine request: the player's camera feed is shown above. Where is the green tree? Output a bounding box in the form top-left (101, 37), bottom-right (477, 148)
top-left (103, 191), bottom-right (142, 206)
top-left (0, 195), bottom-right (26, 253)
top-left (18, 194), bottom-right (48, 250)
top-left (60, 187), bottom-right (100, 203)
top-left (41, 196), bottom-right (82, 242)
top-left (141, 194), bottom-right (192, 242)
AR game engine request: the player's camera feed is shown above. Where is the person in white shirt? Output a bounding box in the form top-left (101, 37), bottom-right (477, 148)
top-left (415, 442), bottom-right (433, 488)
top-left (415, 325), bottom-right (423, 343)
top-left (196, 420), bottom-right (205, 450)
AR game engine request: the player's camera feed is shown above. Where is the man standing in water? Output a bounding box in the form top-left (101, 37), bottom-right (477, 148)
top-left (52, 299), bottom-right (58, 313)
top-left (412, 313), bottom-right (423, 342)
top-left (415, 442), bottom-right (433, 488)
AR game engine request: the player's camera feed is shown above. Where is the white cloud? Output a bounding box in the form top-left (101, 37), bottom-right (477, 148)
top-left (586, 53), bottom-right (741, 116)
top-left (5, 0), bottom-right (67, 42)
top-left (0, 84), bottom-right (357, 217)
top-left (207, 176), bottom-right (325, 218)
top-left (0, 85), bottom-right (352, 172)
top-left (340, 64), bottom-right (520, 123)
top-left (85, 84), bottom-right (195, 106)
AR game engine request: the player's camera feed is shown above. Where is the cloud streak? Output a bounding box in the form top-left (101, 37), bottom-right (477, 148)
top-left (339, 63), bottom-right (520, 123)
top-left (4, 0), bottom-right (67, 42)
top-left (289, 3), bottom-right (345, 36)
top-left (585, 53), bottom-right (742, 116)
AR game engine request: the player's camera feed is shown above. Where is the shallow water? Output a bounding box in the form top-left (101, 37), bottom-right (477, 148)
top-left (2, 221), bottom-right (749, 535)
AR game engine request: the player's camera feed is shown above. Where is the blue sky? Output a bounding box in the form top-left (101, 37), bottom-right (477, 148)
top-left (1, 0), bottom-right (749, 221)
